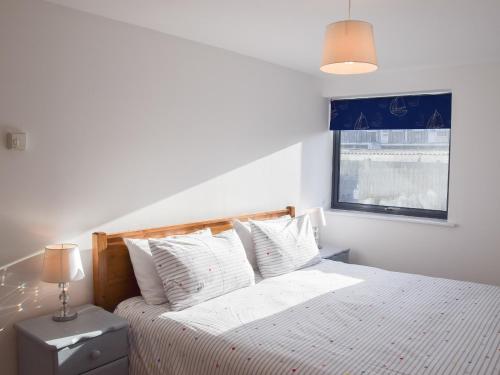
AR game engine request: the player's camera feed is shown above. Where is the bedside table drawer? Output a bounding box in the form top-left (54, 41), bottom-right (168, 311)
top-left (81, 357), bottom-right (128, 375)
top-left (57, 328), bottom-right (128, 375)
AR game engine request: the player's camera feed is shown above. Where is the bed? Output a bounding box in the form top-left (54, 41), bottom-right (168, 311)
top-left (92, 207), bottom-right (500, 375)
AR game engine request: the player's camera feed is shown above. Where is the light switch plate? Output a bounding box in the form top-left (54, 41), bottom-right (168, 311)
top-left (6, 132), bottom-right (27, 150)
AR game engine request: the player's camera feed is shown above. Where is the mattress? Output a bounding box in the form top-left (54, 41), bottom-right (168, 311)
top-left (115, 260), bottom-right (500, 375)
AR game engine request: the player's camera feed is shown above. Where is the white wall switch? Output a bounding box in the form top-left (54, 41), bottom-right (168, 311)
top-left (6, 132), bottom-right (27, 151)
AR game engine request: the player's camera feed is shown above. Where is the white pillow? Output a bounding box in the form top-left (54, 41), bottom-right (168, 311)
top-left (149, 229), bottom-right (254, 311)
top-left (250, 214), bottom-right (320, 278)
top-left (233, 215), bottom-right (290, 270)
top-left (124, 228), bottom-right (211, 305)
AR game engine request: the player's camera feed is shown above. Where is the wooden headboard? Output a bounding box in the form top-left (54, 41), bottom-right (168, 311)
top-left (92, 206), bottom-right (295, 311)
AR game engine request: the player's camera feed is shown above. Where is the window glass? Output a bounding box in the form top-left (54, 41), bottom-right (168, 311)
top-left (337, 129), bottom-right (450, 212)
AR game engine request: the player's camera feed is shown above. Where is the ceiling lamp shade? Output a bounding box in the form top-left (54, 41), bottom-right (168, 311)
top-left (321, 20), bottom-right (378, 75)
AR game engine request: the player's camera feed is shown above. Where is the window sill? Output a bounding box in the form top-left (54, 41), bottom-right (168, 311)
top-left (326, 209), bottom-right (457, 228)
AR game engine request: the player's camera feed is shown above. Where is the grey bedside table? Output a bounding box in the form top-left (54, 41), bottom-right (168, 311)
top-left (15, 304), bottom-right (128, 375)
top-left (319, 246), bottom-right (350, 263)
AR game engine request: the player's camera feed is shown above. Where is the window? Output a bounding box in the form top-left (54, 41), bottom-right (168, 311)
top-left (330, 93), bottom-right (451, 219)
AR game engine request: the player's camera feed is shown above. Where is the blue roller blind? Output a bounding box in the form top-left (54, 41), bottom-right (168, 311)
top-left (330, 92), bottom-right (452, 131)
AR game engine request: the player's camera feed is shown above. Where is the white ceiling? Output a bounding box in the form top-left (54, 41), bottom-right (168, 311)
top-left (44, 0), bottom-right (500, 75)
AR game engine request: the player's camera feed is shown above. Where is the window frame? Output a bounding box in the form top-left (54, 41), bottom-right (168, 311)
top-left (331, 130), bottom-right (450, 220)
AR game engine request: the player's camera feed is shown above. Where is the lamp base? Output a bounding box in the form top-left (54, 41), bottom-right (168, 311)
top-left (52, 311), bottom-right (78, 322)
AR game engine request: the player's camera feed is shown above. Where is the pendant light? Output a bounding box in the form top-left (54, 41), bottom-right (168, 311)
top-left (320, 0), bottom-right (378, 74)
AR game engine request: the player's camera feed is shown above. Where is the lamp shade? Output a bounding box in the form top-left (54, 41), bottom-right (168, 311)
top-left (306, 207), bottom-right (327, 227)
top-left (41, 244), bottom-right (85, 283)
top-left (320, 20), bottom-right (377, 75)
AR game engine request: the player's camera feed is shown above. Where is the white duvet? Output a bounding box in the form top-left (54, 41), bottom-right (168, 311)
top-left (115, 260), bottom-right (500, 375)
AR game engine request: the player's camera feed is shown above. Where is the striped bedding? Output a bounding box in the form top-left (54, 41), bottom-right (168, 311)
top-left (115, 260), bottom-right (500, 375)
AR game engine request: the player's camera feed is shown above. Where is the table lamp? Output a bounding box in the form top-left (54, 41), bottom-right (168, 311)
top-left (41, 244), bottom-right (85, 322)
top-left (306, 207), bottom-right (327, 249)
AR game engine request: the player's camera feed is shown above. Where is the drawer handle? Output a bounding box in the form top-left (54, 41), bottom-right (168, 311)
top-left (89, 350), bottom-right (101, 360)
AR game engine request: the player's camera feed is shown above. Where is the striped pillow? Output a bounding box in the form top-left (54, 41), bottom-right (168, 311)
top-left (149, 229), bottom-right (254, 311)
top-left (233, 215), bottom-right (291, 270)
top-left (124, 228), bottom-right (211, 305)
top-left (250, 214), bottom-right (321, 278)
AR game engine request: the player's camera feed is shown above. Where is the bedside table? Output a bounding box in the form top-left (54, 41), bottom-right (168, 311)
top-left (319, 246), bottom-right (350, 263)
top-left (15, 304), bottom-right (128, 375)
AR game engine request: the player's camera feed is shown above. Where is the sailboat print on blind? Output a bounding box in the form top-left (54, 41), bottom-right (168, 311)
top-left (426, 109), bottom-right (445, 129)
top-left (354, 112), bottom-right (369, 130)
top-left (389, 97), bottom-right (408, 117)
top-left (329, 93), bottom-right (451, 131)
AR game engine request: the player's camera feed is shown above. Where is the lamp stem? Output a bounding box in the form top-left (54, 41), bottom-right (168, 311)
top-left (59, 282), bottom-right (69, 315)
top-left (53, 282), bottom-right (77, 322)
top-left (313, 226), bottom-right (322, 249)
top-left (348, 0), bottom-right (351, 19)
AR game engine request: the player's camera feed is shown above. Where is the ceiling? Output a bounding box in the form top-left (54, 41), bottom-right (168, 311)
top-left (44, 0), bottom-right (500, 75)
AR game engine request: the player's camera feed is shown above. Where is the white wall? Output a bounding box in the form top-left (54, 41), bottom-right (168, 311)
top-left (0, 1), bottom-right (326, 373)
top-left (321, 63), bottom-right (500, 287)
